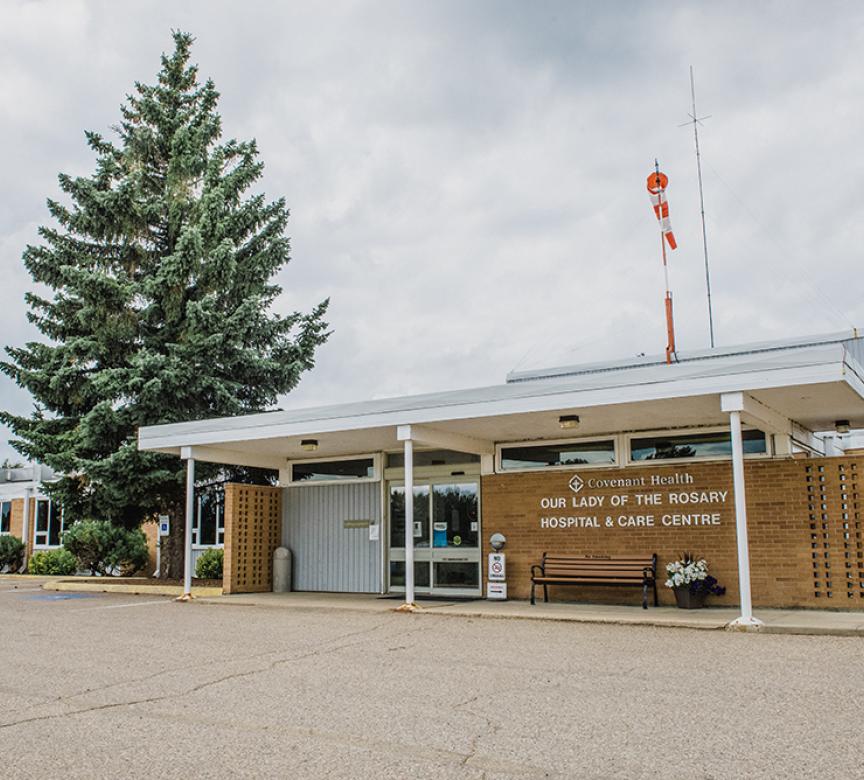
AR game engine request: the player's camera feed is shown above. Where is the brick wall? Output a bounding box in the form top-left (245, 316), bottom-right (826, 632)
top-left (141, 520), bottom-right (158, 576)
top-left (481, 455), bottom-right (864, 609)
top-left (7, 498), bottom-right (35, 557)
top-left (223, 483), bottom-right (283, 594)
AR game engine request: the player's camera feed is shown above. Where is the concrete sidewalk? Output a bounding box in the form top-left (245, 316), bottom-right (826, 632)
top-left (194, 591), bottom-right (864, 636)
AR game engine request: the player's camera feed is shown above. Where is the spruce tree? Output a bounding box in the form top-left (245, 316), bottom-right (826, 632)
top-left (1, 32), bottom-right (329, 548)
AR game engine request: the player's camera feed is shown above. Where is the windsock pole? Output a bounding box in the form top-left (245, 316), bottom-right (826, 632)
top-left (653, 160), bottom-right (677, 364)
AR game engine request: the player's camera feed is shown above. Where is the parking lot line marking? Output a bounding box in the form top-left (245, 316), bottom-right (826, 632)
top-left (74, 599), bottom-right (170, 611)
top-left (0, 588), bottom-right (46, 594)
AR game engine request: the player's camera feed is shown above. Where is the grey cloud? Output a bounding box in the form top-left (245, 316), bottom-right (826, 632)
top-left (1, 0), bottom-right (863, 462)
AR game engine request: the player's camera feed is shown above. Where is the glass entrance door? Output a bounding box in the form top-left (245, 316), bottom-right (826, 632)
top-left (388, 480), bottom-right (481, 596)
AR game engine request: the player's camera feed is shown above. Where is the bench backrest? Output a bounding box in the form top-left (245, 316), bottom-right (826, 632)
top-left (542, 554), bottom-right (656, 579)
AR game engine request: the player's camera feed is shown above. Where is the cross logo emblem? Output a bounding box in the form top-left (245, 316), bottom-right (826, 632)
top-left (568, 474), bottom-right (584, 493)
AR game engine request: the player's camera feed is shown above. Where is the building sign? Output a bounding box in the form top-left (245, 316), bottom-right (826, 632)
top-left (343, 519), bottom-right (371, 529)
top-left (539, 471), bottom-right (729, 530)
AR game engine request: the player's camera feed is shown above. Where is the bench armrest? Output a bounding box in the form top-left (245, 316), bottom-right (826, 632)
top-left (530, 564), bottom-right (545, 579)
top-left (642, 566), bottom-right (655, 580)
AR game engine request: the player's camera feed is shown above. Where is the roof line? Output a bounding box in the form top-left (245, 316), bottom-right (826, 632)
top-left (140, 350), bottom-right (845, 442)
top-left (506, 329), bottom-right (859, 383)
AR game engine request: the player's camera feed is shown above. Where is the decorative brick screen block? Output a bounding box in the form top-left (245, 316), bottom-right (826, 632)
top-left (481, 455), bottom-right (864, 610)
top-left (223, 483), bottom-right (283, 594)
top-left (805, 460), bottom-right (863, 603)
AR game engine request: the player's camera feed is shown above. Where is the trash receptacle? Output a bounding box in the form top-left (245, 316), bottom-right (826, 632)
top-left (273, 546), bottom-right (292, 593)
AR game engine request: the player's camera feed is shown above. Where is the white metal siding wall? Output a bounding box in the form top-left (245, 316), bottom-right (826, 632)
top-left (283, 483), bottom-right (381, 593)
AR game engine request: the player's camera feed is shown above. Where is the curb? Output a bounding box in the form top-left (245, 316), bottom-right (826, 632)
top-left (0, 574), bottom-right (63, 581)
top-left (413, 606), bottom-right (730, 631)
top-left (43, 580), bottom-right (223, 598)
top-left (191, 596), bottom-right (864, 636)
top-left (194, 596), bottom-right (730, 631)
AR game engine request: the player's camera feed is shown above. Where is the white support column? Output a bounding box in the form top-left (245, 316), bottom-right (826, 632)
top-left (403, 437), bottom-right (415, 606)
top-left (178, 449), bottom-right (195, 601)
top-left (728, 410), bottom-right (762, 628)
top-left (395, 425), bottom-right (418, 611)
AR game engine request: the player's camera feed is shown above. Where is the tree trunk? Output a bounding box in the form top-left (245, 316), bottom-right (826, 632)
top-left (160, 505), bottom-right (186, 580)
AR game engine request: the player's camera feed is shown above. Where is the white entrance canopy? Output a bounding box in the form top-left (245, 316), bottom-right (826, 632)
top-left (139, 329), bottom-right (864, 616)
top-left (140, 331), bottom-right (864, 467)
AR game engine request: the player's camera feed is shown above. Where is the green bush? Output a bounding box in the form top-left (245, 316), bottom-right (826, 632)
top-left (28, 548), bottom-right (78, 576)
top-left (62, 520), bottom-right (149, 576)
top-left (0, 535), bottom-right (25, 571)
top-left (195, 547), bottom-right (223, 579)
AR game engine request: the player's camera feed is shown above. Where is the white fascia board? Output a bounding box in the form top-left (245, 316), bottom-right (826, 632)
top-left (0, 476), bottom-right (55, 499)
top-left (183, 446), bottom-right (284, 470)
top-left (396, 424), bottom-right (494, 454)
top-left (720, 392), bottom-right (793, 436)
top-left (842, 353), bottom-right (864, 400)
top-left (138, 359), bottom-right (848, 452)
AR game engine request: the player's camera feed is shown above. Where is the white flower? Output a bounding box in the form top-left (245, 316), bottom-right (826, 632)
top-left (664, 556), bottom-right (714, 588)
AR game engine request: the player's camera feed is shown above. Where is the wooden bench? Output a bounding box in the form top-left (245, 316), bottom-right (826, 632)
top-left (530, 554), bottom-right (658, 609)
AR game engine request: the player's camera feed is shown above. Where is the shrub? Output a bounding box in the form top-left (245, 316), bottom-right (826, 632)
top-left (196, 547), bottom-right (223, 579)
top-left (28, 548), bottom-right (77, 576)
top-left (0, 535), bottom-right (25, 572)
top-left (62, 520), bottom-right (149, 576)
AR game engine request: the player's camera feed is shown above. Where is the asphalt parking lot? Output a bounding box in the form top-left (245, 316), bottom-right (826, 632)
top-left (1, 579), bottom-right (862, 779)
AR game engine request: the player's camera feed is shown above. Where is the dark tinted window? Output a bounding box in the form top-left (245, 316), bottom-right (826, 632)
top-left (500, 440), bottom-right (615, 470)
top-left (36, 500), bottom-right (49, 533)
top-left (386, 449), bottom-right (480, 468)
top-left (630, 430), bottom-right (766, 461)
top-left (197, 491), bottom-right (223, 546)
top-left (292, 458), bottom-right (375, 482)
top-left (0, 501), bottom-right (10, 534)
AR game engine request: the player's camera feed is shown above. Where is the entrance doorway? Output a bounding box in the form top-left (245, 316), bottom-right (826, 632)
top-left (388, 479), bottom-right (481, 597)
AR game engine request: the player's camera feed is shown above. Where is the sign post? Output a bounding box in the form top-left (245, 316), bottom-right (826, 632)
top-left (155, 514), bottom-right (170, 578)
top-left (487, 552), bottom-right (507, 600)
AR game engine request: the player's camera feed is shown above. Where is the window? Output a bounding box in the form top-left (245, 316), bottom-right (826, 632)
top-left (499, 439), bottom-right (616, 471)
top-left (0, 501), bottom-right (11, 534)
top-left (291, 457), bottom-right (376, 483)
top-left (34, 499), bottom-right (64, 547)
top-left (386, 449), bottom-right (480, 468)
top-left (629, 430), bottom-right (767, 462)
top-left (194, 490), bottom-right (224, 547)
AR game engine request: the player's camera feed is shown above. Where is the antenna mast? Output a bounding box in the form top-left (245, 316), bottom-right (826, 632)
top-left (682, 65), bottom-right (716, 348)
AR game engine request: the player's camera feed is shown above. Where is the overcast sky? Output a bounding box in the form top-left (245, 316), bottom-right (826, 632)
top-left (1, 1), bottom-right (863, 462)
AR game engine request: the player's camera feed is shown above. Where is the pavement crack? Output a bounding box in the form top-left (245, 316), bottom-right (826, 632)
top-left (0, 620), bottom-right (393, 731)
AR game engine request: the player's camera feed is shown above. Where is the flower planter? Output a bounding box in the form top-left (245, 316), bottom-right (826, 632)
top-left (673, 585), bottom-right (707, 609)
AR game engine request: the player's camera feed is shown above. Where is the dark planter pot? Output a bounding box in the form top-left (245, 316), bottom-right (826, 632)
top-left (673, 585), bottom-right (707, 609)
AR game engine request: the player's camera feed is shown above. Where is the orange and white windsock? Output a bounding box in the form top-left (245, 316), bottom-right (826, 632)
top-left (646, 170), bottom-right (677, 250)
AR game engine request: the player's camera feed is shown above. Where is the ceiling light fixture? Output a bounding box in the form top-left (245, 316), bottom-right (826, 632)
top-left (835, 420), bottom-right (851, 435)
top-left (558, 415), bottom-right (580, 430)
top-left (300, 438), bottom-right (319, 452)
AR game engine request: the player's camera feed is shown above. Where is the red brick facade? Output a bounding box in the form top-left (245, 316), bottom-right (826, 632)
top-left (6, 498), bottom-right (35, 558)
top-left (481, 455), bottom-right (864, 609)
